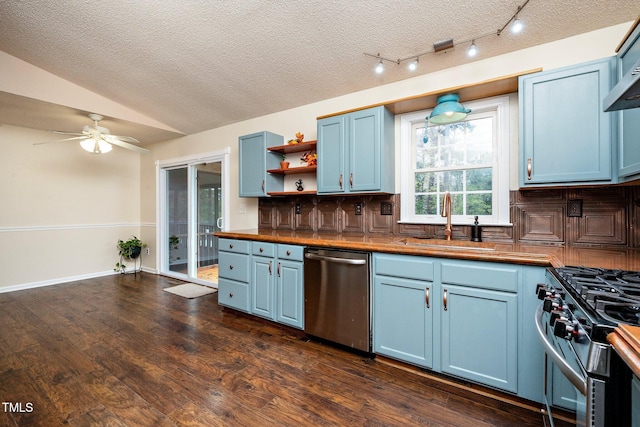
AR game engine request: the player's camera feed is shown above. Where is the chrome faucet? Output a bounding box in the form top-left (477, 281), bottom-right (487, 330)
top-left (441, 192), bottom-right (452, 240)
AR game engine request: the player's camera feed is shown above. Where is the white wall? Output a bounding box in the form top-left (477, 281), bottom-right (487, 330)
top-left (0, 23), bottom-right (630, 290)
top-left (0, 125), bottom-right (142, 290)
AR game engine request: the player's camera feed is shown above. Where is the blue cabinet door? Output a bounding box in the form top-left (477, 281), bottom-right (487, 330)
top-left (440, 284), bottom-right (518, 393)
top-left (251, 256), bottom-right (275, 320)
top-left (632, 375), bottom-right (640, 427)
top-left (276, 259), bottom-right (304, 329)
top-left (373, 275), bottom-right (433, 368)
top-left (317, 115), bottom-right (346, 194)
top-left (238, 131), bottom-right (283, 197)
top-left (348, 108), bottom-right (380, 192)
top-left (519, 57), bottom-right (615, 186)
top-left (616, 25), bottom-right (640, 181)
top-left (317, 106), bottom-right (394, 194)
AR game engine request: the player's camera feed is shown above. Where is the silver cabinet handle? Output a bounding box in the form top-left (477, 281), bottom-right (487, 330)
top-left (304, 252), bottom-right (366, 265)
top-left (425, 287), bottom-right (430, 309)
top-left (527, 158), bottom-right (532, 180)
top-left (262, 180), bottom-right (265, 192)
top-left (286, 250), bottom-right (291, 256)
top-left (277, 262), bottom-right (281, 277)
top-left (339, 174), bottom-right (343, 189)
top-left (268, 260), bottom-right (272, 275)
top-left (350, 173), bottom-right (353, 188)
top-left (229, 292), bottom-right (234, 298)
top-left (229, 265), bottom-right (234, 270)
top-left (259, 247), bottom-right (264, 252)
top-left (443, 288), bottom-right (448, 311)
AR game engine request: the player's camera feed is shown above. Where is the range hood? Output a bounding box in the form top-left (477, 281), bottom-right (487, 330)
top-left (603, 56), bottom-right (640, 112)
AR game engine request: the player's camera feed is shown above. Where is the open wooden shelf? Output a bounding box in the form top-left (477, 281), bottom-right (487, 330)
top-left (267, 165), bottom-right (317, 175)
top-left (267, 190), bottom-right (317, 196)
top-left (267, 140), bottom-right (317, 154)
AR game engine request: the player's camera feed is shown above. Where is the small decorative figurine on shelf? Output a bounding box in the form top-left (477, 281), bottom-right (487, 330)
top-left (287, 132), bottom-right (304, 145)
top-left (300, 151), bottom-right (317, 166)
top-left (295, 179), bottom-right (304, 191)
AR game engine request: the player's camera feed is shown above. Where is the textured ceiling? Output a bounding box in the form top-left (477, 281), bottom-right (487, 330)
top-left (0, 0), bottom-right (638, 144)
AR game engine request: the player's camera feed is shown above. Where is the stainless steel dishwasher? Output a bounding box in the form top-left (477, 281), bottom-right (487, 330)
top-left (303, 248), bottom-right (371, 352)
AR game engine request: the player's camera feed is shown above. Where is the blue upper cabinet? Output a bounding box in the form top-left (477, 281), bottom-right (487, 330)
top-left (614, 22), bottom-right (640, 181)
top-left (519, 57), bottom-right (616, 187)
top-left (239, 131), bottom-right (284, 197)
top-left (317, 106), bottom-right (394, 194)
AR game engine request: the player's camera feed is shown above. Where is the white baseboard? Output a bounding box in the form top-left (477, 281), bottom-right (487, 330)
top-left (0, 267), bottom-right (158, 294)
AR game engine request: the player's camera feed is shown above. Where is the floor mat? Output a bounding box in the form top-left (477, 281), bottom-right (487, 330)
top-left (163, 283), bottom-right (217, 299)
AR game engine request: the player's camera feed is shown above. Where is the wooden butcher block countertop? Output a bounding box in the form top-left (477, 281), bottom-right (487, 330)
top-left (608, 325), bottom-right (640, 377)
top-left (215, 229), bottom-right (640, 271)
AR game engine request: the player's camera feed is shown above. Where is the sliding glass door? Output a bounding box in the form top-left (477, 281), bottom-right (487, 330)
top-left (159, 149), bottom-right (229, 285)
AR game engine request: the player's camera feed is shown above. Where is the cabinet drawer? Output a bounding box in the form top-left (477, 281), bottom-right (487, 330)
top-left (277, 244), bottom-right (304, 261)
top-left (373, 253), bottom-right (434, 282)
top-left (218, 278), bottom-right (250, 312)
top-left (252, 241), bottom-right (276, 257)
top-left (218, 251), bottom-right (250, 283)
top-left (218, 238), bottom-right (250, 254)
top-left (440, 261), bottom-right (518, 292)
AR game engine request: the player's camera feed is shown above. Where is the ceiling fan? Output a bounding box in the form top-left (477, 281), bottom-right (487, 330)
top-left (35, 113), bottom-right (149, 154)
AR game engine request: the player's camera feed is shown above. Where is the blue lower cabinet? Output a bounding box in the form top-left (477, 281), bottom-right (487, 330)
top-left (218, 278), bottom-right (250, 313)
top-left (373, 253), bottom-right (435, 368)
top-left (217, 239), bottom-right (251, 313)
top-left (632, 375), bottom-right (640, 427)
top-left (231, 240), bottom-right (304, 329)
top-left (251, 255), bottom-right (276, 320)
top-left (440, 284), bottom-right (518, 393)
top-left (276, 259), bottom-right (304, 329)
top-left (373, 275), bottom-right (433, 368)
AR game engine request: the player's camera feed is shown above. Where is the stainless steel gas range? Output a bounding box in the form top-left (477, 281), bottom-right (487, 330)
top-left (536, 266), bottom-right (635, 427)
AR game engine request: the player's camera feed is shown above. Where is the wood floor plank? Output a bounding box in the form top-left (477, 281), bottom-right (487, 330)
top-left (0, 273), bottom-right (553, 426)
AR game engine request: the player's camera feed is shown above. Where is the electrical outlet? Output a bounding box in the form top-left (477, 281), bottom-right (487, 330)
top-left (568, 199), bottom-right (583, 217)
top-left (380, 202), bottom-right (393, 215)
top-left (145, 248), bottom-right (150, 255)
top-left (295, 203), bottom-right (302, 215)
top-left (354, 202), bottom-right (363, 215)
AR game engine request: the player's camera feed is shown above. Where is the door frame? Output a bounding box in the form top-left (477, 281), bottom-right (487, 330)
top-left (156, 147), bottom-right (230, 284)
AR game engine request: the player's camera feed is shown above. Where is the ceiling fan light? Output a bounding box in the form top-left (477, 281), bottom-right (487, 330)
top-left (80, 138), bottom-right (112, 154)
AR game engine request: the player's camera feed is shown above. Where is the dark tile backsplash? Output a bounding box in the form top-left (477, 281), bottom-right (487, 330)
top-left (258, 185), bottom-right (640, 248)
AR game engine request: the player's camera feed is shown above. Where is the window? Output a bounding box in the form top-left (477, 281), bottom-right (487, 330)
top-left (400, 96), bottom-right (510, 225)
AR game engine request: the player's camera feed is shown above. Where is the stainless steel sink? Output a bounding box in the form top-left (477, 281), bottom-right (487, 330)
top-left (392, 237), bottom-right (496, 251)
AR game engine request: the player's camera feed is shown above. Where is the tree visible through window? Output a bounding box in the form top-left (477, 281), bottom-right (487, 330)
top-left (401, 96), bottom-right (510, 225)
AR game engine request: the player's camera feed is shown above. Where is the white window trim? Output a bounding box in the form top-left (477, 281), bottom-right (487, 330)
top-left (400, 96), bottom-right (510, 225)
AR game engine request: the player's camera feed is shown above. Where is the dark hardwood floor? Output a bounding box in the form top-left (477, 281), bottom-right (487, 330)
top-left (0, 273), bottom-right (561, 426)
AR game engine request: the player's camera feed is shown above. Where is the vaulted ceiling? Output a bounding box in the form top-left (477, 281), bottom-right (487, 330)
top-left (0, 1), bottom-right (638, 144)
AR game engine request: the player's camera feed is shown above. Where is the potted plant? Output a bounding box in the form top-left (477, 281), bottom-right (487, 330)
top-left (280, 153), bottom-right (289, 169)
top-left (114, 235), bottom-right (146, 274)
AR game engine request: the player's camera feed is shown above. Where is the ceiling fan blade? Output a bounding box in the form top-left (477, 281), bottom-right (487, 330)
top-left (107, 134), bottom-right (141, 144)
top-left (34, 136), bottom-right (89, 145)
top-left (52, 130), bottom-right (86, 136)
top-left (104, 136), bottom-right (149, 153)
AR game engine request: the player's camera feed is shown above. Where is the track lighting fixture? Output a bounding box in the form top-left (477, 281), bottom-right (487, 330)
top-left (511, 17), bottom-right (523, 34)
top-left (375, 59), bottom-right (384, 74)
top-left (467, 40), bottom-right (478, 58)
top-left (364, 0), bottom-right (529, 74)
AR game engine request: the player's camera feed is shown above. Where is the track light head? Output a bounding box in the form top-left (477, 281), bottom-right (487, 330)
top-left (375, 60), bottom-right (384, 74)
top-left (467, 41), bottom-right (478, 57)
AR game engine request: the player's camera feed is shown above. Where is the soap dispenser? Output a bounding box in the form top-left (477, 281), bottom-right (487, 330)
top-left (471, 216), bottom-right (482, 242)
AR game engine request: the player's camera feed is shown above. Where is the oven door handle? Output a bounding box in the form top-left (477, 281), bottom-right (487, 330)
top-left (535, 304), bottom-right (587, 396)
